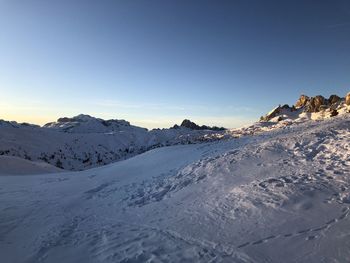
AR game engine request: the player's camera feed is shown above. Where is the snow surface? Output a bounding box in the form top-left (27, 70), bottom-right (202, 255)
top-left (0, 115), bottom-right (229, 171)
top-left (229, 103), bottom-right (350, 137)
top-left (1, 114), bottom-right (350, 262)
top-left (0, 156), bottom-right (62, 175)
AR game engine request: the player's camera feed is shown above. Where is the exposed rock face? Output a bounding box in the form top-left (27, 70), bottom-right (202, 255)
top-left (306, 95), bottom-right (326, 112)
top-left (346, 93), bottom-right (350, 106)
top-left (330, 109), bottom-right (339, 117)
top-left (328, 94), bottom-right (341, 105)
top-left (260, 104), bottom-right (294, 122)
top-left (180, 119), bottom-right (200, 130)
top-left (295, 95), bottom-right (310, 108)
top-left (295, 95), bottom-right (331, 112)
top-left (57, 117), bottom-right (72, 123)
top-left (295, 94), bottom-right (345, 113)
top-left (262, 92), bottom-right (349, 123)
top-left (176, 119), bottom-right (225, 131)
top-left (260, 108), bottom-right (281, 122)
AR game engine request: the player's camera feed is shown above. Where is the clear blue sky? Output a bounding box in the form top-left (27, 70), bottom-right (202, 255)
top-left (1, 0), bottom-right (350, 128)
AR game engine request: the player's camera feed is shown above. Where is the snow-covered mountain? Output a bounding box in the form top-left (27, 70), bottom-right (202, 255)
top-left (0, 115), bottom-right (229, 171)
top-left (260, 93), bottom-right (349, 123)
top-left (1, 93), bottom-right (349, 172)
top-left (1, 107), bottom-right (349, 262)
top-left (43, 114), bottom-right (144, 134)
top-left (228, 92), bottom-right (350, 137)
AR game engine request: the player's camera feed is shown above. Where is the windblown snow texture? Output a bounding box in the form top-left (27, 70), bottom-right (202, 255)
top-left (1, 114), bottom-right (349, 262)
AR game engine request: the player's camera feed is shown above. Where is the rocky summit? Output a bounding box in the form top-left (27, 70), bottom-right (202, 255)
top-left (295, 94), bottom-right (344, 112)
top-left (260, 92), bottom-right (349, 122)
top-left (173, 119), bottom-right (226, 131)
top-left (346, 92), bottom-right (350, 106)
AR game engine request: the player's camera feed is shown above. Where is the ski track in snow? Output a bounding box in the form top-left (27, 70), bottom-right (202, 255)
top-left (0, 115), bottom-right (350, 262)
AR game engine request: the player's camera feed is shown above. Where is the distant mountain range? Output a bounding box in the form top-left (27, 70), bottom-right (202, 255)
top-left (0, 92), bottom-right (349, 171)
top-left (0, 115), bottom-right (229, 171)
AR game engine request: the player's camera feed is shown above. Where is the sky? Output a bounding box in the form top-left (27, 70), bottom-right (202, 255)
top-left (1, 0), bottom-right (350, 129)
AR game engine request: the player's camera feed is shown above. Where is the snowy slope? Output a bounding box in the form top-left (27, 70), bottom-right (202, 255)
top-left (0, 115), bottom-right (228, 171)
top-left (43, 114), bottom-right (136, 134)
top-left (0, 156), bottom-right (63, 175)
top-left (1, 94), bottom-right (347, 172)
top-left (1, 114), bottom-right (349, 262)
top-left (229, 95), bottom-right (350, 137)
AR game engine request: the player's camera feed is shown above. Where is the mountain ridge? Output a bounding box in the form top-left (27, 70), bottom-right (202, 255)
top-left (1, 92), bottom-right (349, 171)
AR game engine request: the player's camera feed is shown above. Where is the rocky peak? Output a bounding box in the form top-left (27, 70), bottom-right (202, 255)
top-left (43, 114), bottom-right (134, 133)
top-left (328, 94), bottom-right (341, 105)
top-left (174, 119), bottom-right (225, 131)
top-left (305, 95), bottom-right (326, 112)
top-left (180, 119), bottom-right (200, 129)
top-left (295, 94), bottom-right (345, 113)
top-left (57, 114), bottom-right (95, 123)
top-left (346, 93), bottom-right (350, 106)
top-left (295, 95), bottom-right (310, 108)
top-left (261, 92), bottom-right (349, 123)
top-left (260, 104), bottom-right (296, 122)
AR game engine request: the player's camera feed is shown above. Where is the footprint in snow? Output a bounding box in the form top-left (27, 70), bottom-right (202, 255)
top-left (237, 205), bottom-right (350, 249)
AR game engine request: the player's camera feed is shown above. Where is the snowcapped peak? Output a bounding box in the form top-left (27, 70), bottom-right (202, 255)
top-left (56, 114), bottom-right (97, 123)
top-left (43, 114), bottom-right (136, 133)
top-left (71, 114), bottom-right (95, 121)
top-left (260, 92), bottom-right (349, 124)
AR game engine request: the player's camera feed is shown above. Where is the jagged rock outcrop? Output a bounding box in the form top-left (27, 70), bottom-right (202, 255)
top-left (295, 95), bottom-right (310, 108)
top-left (305, 95), bottom-right (326, 112)
top-left (180, 119), bottom-right (200, 130)
top-left (328, 94), bottom-right (341, 105)
top-left (330, 109), bottom-right (339, 117)
top-left (346, 93), bottom-right (350, 106)
top-left (173, 119), bottom-right (225, 131)
top-left (295, 94), bottom-right (344, 113)
top-left (57, 117), bottom-right (73, 123)
top-left (261, 92), bottom-right (349, 123)
top-left (260, 104), bottom-right (295, 122)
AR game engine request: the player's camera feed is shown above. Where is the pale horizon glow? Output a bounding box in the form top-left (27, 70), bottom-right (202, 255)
top-left (0, 113), bottom-right (255, 130)
top-left (0, 99), bottom-right (256, 129)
